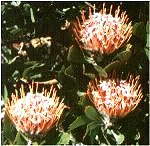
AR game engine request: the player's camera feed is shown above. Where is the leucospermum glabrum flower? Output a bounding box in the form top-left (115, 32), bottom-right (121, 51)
top-left (73, 3), bottom-right (133, 54)
top-left (5, 83), bottom-right (67, 137)
top-left (87, 75), bottom-right (143, 118)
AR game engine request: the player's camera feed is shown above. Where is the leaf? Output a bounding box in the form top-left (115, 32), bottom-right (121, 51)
top-left (146, 22), bottom-right (150, 47)
top-left (67, 45), bottom-right (85, 63)
top-left (144, 47), bottom-right (149, 60)
top-left (82, 63), bottom-right (97, 79)
top-left (68, 116), bottom-right (90, 131)
top-left (84, 106), bottom-right (99, 121)
top-left (7, 25), bottom-right (22, 36)
top-left (30, 74), bottom-right (42, 80)
top-left (77, 91), bottom-right (86, 97)
top-left (64, 65), bottom-right (75, 79)
top-left (133, 22), bottom-right (146, 42)
top-left (110, 130), bottom-right (124, 145)
top-left (104, 60), bottom-right (121, 73)
top-left (93, 65), bottom-right (107, 78)
top-left (30, 8), bottom-right (35, 23)
top-left (84, 56), bottom-right (96, 65)
top-left (113, 50), bottom-right (132, 63)
top-left (8, 56), bottom-right (19, 64)
top-left (83, 72), bottom-right (96, 79)
top-left (13, 131), bottom-right (25, 145)
top-left (22, 62), bottom-right (45, 79)
top-left (12, 70), bottom-right (20, 81)
top-left (24, 61), bottom-right (39, 66)
top-left (3, 85), bottom-right (8, 103)
top-left (134, 130), bottom-right (140, 141)
top-left (83, 121), bottom-right (99, 140)
top-left (11, 1), bottom-right (21, 7)
top-left (57, 132), bottom-right (71, 144)
top-left (3, 115), bottom-right (16, 144)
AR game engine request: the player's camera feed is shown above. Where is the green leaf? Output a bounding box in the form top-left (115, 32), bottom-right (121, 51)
top-left (24, 61), bottom-right (39, 66)
top-left (104, 60), bottom-right (121, 73)
top-left (134, 130), bottom-right (140, 141)
top-left (30, 74), bottom-right (42, 80)
top-left (8, 25), bottom-right (22, 35)
top-left (146, 22), bottom-right (150, 47)
top-left (11, 1), bottom-right (21, 7)
top-left (84, 106), bottom-right (99, 121)
top-left (3, 85), bottom-right (8, 103)
top-left (3, 115), bottom-right (17, 144)
top-left (83, 72), bottom-right (96, 79)
top-left (30, 8), bottom-right (35, 23)
top-left (68, 116), bottom-right (90, 131)
top-left (8, 56), bottom-right (20, 64)
top-left (77, 91), bottom-right (86, 97)
top-left (110, 130), bottom-right (124, 145)
top-left (57, 132), bottom-right (71, 144)
top-left (93, 65), bottom-right (107, 78)
top-left (67, 45), bottom-right (85, 63)
top-left (12, 70), bottom-right (20, 81)
top-left (144, 47), bottom-right (149, 60)
top-left (113, 50), bottom-right (132, 63)
top-left (65, 65), bottom-right (75, 79)
top-left (83, 121), bottom-right (99, 140)
top-left (13, 131), bottom-right (25, 145)
top-left (133, 22), bottom-right (146, 42)
top-left (22, 62), bottom-right (45, 79)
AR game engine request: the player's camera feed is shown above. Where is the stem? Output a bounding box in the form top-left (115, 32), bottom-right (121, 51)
top-left (101, 127), bottom-right (110, 145)
top-left (27, 139), bottom-right (32, 146)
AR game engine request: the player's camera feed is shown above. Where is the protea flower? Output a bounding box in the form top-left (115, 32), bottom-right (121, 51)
top-left (87, 75), bottom-right (143, 118)
top-left (5, 83), bottom-right (66, 137)
top-left (73, 3), bottom-right (133, 54)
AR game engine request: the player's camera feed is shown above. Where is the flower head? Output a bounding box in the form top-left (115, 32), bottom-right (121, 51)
top-left (87, 75), bottom-right (143, 118)
top-left (5, 83), bottom-right (66, 136)
top-left (73, 3), bottom-right (133, 54)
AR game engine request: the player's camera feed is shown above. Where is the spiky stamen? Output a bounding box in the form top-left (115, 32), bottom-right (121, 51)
top-left (87, 75), bottom-right (143, 118)
top-left (5, 83), bottom-right (67, 136)
top-left (73, 4), bottom-right (133, 54)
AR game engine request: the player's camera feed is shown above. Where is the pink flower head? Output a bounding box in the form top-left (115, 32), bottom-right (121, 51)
top-left (87, 75), bottom-right (143, 118)
top-left (5, 83), bottom-right (66, 136)
top-left (73, 3), bottom-right (133, 54)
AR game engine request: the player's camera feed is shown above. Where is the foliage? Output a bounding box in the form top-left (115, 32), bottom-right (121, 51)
top-left (1, 1), bottom-right (149, 145)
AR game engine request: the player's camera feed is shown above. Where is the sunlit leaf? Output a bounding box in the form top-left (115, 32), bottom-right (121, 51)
top-left (12, 70), bottom-right (20, 81)
top-left (13, 131), bottom-right (25, 145)
top-left (144, 47), bottom-right (149, 60)
top-left (3, 85), bottom-right (8, 103)
top-left (134, 130), bottom-right (140, 141)
top-left (68, 116), bottom-right (90, 131)
top-left (30, 8), bottom-right (35, 23)
top-left (83, 121), bottom-right (99, 140)
top-left (57, 132), bottom-right (71, 144)
top-left (77, 91), bottom-right (86, 97)
top-left (110, 130), bottom-right (124, 144)
top-left (84, 106), bottom-right (99, 121)
top-left (11, 1), bottom-right (21, 7)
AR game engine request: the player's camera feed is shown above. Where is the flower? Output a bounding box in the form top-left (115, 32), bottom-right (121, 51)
top-left (87, 75), bottom-right (143, 118)
top-left (5, 83), bottom-right (66, 136)
top-left (73, 3), bottom-right (133, 54)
